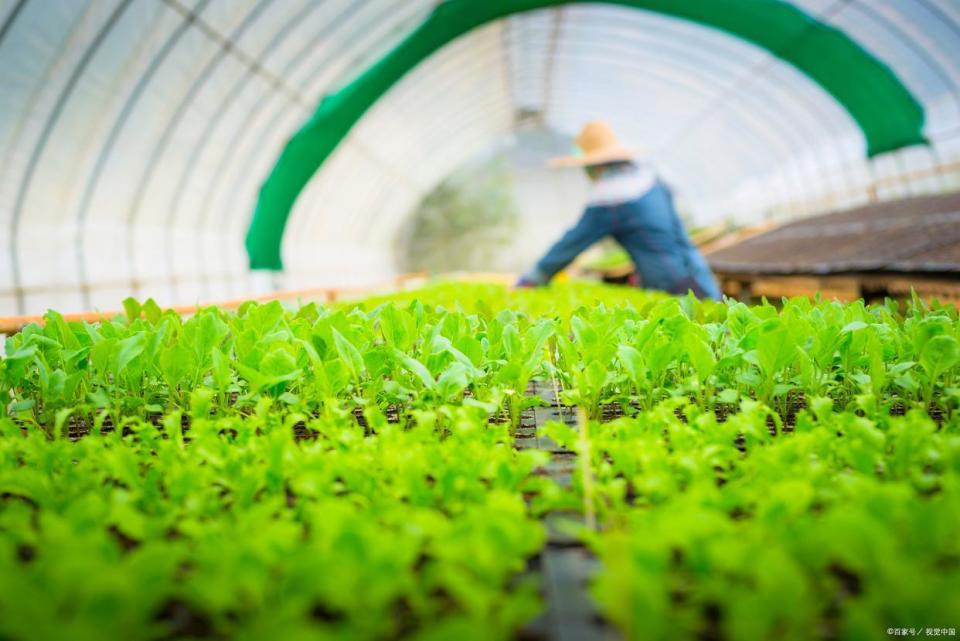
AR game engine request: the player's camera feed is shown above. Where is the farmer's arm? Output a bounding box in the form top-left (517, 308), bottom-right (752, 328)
top-left (519, 210), bottom-right (605, 285)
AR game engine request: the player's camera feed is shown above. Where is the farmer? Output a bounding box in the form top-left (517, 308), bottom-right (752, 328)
top-left (517, 121), bottom-right (722, 300)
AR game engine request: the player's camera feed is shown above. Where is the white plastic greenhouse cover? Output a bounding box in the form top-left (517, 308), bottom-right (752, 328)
top-left (1, 0), bottom-right (959, 315)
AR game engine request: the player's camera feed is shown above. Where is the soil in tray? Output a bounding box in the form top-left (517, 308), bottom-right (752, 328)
top-left (596, 391), bottom-right (949, 431)
top-left (154, 600), bottom-right (218, 640)
top-left (534, 452), bottom-right (578, 478)
top-left (25, 391), bottom-right (948, 445)
top-left (514, 425), bottom-right (537, 438)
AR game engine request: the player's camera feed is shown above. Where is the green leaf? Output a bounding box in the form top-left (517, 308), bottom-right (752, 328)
top-left (454, 335), bottom-right (484, 367)
top-left (617, 345), bottom-right (644, 384)
top-left (430, 335), bottom-right (478, 376)
top-left (583, 360), bottom-right (607, 397)
top-left (278, 392), bottom-right (299, 405)
top-left (2, 343), bottom-right (38, 384)
top-left (570, 315), bottom-right (598, 348)
top-left (542, 420), bottom-right (577, 451)
top-left (115, 332), bottom-right (147, 374)
top-left (755, 320), bottom-right (796, 379)
top-left (683, 332), bottom-right (716, 382)
top-left (377, 305), bottom-right (406, 349)
top-left (159, 344), bottom-right (194, 388)
top-left (259, 347), bottom-right (300, 380)
top-left (90, 338), bottom-right (117, 375)
top-left (437, 362), bottom-right (470, 402)
top-left (9, 399), bottom-right (35, 413)
top-left (647, 337), bottom-right (676, 377)
top-left (521, 320), bottom-right (554, 375)
top-left (920, 334), bottom-right (959, 380)
top-left (501, 324), bottom-right (522, 361)
top-left (211, 346), bottom-right (231, 392)
top-left (142, 298), bottom-right (163, 324)
top-left (44, 310), bottom-right (80, 350)
top-left (841, 320), bottom-right (868, 334)
top-left (331, 328), bottom-right (364, 383)
top-left (122, 297), bottom-right (141, 323)
top-left (190, 388), bottom-right (213, 419)
top-left (717, 388), bottom-right (739, 404)
top-left (391, 348), bottom-right (436, 391)
top-left (192, 311), bottom-right (228, 362)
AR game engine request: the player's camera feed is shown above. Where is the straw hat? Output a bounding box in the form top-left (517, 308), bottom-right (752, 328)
top-left (548, 121), bottom-right (637, 168)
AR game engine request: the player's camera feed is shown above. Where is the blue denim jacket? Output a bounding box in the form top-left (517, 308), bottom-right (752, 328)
top-left (523, 181), bottom-right (722, 300)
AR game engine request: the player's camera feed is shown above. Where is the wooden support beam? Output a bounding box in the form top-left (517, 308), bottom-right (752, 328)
top-left (749, 275), bottom-right (862, 301)
top-left (717, 271), bottom-right (960, 306)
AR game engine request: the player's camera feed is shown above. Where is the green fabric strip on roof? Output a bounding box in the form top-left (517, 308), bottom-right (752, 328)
top-left (246, 0), bottom-right (925, 270)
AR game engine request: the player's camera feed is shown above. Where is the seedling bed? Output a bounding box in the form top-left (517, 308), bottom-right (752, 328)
top-left (2, 283), bottom-right (958, 641)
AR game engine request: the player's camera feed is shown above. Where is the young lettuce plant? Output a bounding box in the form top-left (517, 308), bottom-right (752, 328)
top-left (555, 307), bottom-right (630, 420)
top-left (492, 317), bottom-right (554, 430)
top-left (742, 316), bottom-right (800, 406)
top-left (389, 340), bottom-right (481, 432)
top-left (680, 323), bottom-right (718, 408)
top-left (615, 302), bottom-right (686, 411)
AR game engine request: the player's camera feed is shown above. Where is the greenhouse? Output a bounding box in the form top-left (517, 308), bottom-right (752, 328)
top-left (1, 1), bottom-right (959, 640)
